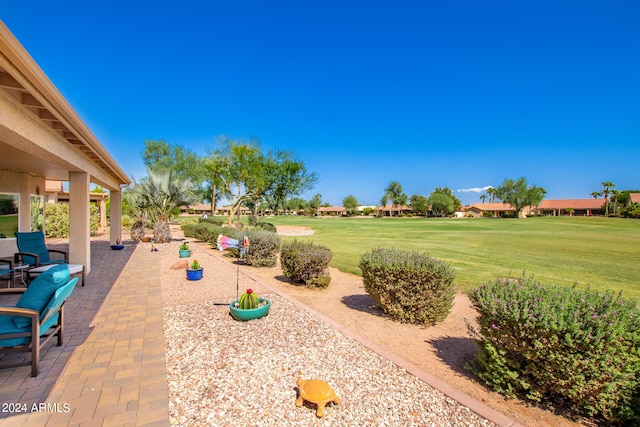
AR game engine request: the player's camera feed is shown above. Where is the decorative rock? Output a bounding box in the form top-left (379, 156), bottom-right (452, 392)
top-left (170, 260), bottom-right (189, 270)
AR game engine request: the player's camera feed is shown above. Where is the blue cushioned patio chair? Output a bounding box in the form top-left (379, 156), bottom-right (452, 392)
top-left (0, 264), bottom-right (77, 376)
top-left (15, 231), bottom-right (68, 268)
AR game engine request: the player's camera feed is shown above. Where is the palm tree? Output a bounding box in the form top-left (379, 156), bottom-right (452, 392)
top-left (480, 194), bottom-right (487, 204)
top-left (610, 189), bottom-right (621, 215)
top-left (126, 169), bottom-right (198, 243)
top-left (591, 191), bottom-right (602, 199)
top-left (382, 181), bottom-right (407, 217)
top-left (486, 187), bottom-right (496, 203)
top-left (601, 182), bottom-right (615, 216)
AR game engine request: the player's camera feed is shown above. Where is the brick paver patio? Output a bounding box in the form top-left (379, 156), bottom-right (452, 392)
top-left (0, 239), bottom-right (169, 427)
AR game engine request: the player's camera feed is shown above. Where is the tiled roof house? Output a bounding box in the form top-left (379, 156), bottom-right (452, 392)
top-left (537, 199), bottom-right (604, 216)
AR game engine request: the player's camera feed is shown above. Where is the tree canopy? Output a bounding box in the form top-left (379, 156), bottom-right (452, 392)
top-left (428, 193), bottom-right (455, 217)
top-left (209, 138), bottom-right (318, 225)
top-left (430, 187), bottom-right (462, 211)
top-left (493, 177), bottom-right (547, 217)
top-left (409, 194), bottom-right (429, 216)
top-left (381, 181), bottom-right (407, 216)
top-left (342, 195), bottom-right (359, 215)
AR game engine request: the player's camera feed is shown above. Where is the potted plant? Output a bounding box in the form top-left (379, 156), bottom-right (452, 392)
top-left (111, 238), bottom-right (125, 250)
top-left (229, 289), bottom-right (270, 321)
top-left (186, 259), bottom-right (203, 281)
top-left (179, 241), bottom-right (191, 258)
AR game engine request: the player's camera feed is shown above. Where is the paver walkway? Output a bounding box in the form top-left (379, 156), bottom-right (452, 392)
top-left (0, 239), bottom-right (169, 427)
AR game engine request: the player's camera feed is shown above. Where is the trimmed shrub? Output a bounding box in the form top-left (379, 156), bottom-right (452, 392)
top-left (181, 222), bottom-right (227, 244)
top-left (243, 228), bottom-right (280, 267)
top-left (280, 240), bottom-right (332, 288)
top-left (359, 248), bottom-right (455, 325)
top-left (255, 221), bottom-right (277, 233)
top-left (181, 223), bottom-right (197, 238)
top-left (467, 274), bottom-right (640, 423)
top-left (199, 217), bottom-right (224, 226)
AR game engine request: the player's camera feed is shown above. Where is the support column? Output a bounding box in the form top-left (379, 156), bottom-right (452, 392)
top-left (99, 197), bottom-right (107, 228)
top-left (19, 173), bottom-right (31, 232)
top-left (109, 189), bottom-right (122, 244)
top-left (69, 172), bottom-right (91, 273)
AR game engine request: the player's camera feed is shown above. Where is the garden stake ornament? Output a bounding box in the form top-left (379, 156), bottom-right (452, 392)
top-left (216, 234), bottom-right (250, 302)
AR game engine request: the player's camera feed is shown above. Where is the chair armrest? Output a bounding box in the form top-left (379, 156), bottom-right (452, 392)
top-left (0, 306), bottom-right (38, 319)
top-left (0, 288), bottom-right (26, 296)
top-left (0, 259), bottom-right (13, 269)
top-left (14, 252), bottom-right (41, 266)
top-left (48, 249), bottom-right (68, 262)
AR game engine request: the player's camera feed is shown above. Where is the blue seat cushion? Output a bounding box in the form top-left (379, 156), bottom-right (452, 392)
top-left (0, 315), bottom-right (30, 347)
top-left (14, 264), bottom-right (69, 328)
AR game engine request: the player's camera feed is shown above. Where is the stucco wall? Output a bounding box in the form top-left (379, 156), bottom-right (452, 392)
top-left (0, 169), bottom-right (45, 257)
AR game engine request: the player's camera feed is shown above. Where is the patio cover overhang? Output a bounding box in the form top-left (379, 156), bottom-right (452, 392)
top-left (0, 21), bottom-right (131, 272)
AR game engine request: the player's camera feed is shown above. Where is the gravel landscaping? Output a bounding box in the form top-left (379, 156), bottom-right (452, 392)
top-left (159, 238), bottom-right (495, 426)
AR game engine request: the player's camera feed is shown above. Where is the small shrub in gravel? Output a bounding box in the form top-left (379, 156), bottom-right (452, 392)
top-left (280, 240), bottom-right (332, 288)
top-left (255, 221), bottom-right (277, 233)
top-left (467, 273), bottom-right (640, 424)
top-left (181, 223), bottom-right (196, 238)
top-left (359, 248), bottom-right (455, 326)
top-left (199, 217), bottom-right (224, 226)
top-left (243, 228), bottom-right (280, 267)
top-left (196, 223), bottom-right (227, 244)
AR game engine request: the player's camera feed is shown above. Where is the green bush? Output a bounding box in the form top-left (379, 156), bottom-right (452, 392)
top-left (199, 217), bottom-right (224, 226)
top-left (45, 203), bottom-right (70, 238)
top-left (280, 240), bottom-right (332, 288)
top-left (359, 248), bottom-right (455, 325)
top-left (467, 274), bottom-right (640, 423)
top-left (243, 228), bottom-right (280, 267)
top-left (181, 223), bottom-right (196, 238)
top-left (45, 203), bottom-right (99, 238)
top-left (255, 221), bottom-right (277, 233)
top-left (121, 214), bottom-right (134, 229)
top-left (182, 222), bottom-right (227, 244)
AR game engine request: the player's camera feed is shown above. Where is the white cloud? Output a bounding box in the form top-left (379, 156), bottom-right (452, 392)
top-left (456, 185), bottom-right (493, 193)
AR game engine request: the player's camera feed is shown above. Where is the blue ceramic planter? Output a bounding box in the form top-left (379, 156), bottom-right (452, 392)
top-left (186, 268), bottom-right (203, 281)
top-left (229, 298), bottom-right (270, 321)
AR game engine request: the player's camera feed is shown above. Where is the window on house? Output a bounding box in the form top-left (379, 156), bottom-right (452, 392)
top-left (0, 194), bottom-right (19, 238)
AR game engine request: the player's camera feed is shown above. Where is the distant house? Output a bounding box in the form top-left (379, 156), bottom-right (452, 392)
top-left (464, 202), bottom-right (516, 218)
top-left (536, 199), bottom-right (604, 216)
top-left (629, 193), bottom-right (640, 205)
top-left (214, 205), bottom-right (251, 216)
top-left (376, 204), bottom-right (413, 217)
top-left (318, 206), bottom-right (347, 216)
top-left (180, 203), bottom-right (212, 215)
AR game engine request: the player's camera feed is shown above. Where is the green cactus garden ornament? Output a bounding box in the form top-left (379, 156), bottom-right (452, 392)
top-left (238, 289), bottom-right (259, 309)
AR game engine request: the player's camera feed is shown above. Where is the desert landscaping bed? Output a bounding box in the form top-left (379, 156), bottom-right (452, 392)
top-left (159, 225), bottom-right (590, 426)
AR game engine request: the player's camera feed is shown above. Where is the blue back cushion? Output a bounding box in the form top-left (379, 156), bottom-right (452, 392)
top-left (14, 264), bottom-right (70, 328)
top-left (16, 231), bottom-right (50, 265)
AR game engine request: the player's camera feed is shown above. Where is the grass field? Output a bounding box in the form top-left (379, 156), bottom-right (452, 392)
top-left (251, 215), bottom-right (640, 300)
top-left (0, 215), bottom-right (18, 238)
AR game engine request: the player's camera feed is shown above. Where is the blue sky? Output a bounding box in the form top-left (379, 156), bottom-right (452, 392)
top-left (3, 1), bottom-right (639, 206)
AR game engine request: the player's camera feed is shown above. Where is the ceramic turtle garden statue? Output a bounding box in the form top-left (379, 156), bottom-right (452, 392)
top-left (295, 375), bottom-right (341, 417)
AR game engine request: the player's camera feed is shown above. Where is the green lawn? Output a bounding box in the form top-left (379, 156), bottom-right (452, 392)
top-left (259, 216), bottom-right (640, 300)
top-left (0, 214), bottom-right (18, 238)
